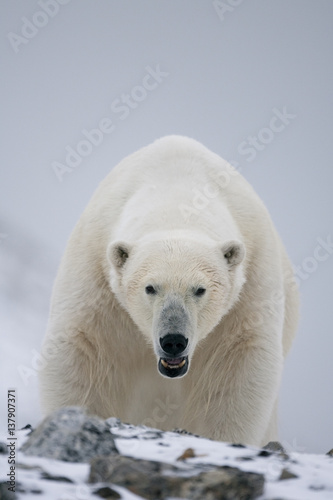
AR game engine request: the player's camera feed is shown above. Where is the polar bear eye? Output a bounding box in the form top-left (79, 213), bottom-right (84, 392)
top-left (145, 285), bottom-right (157, 295)
top-left (194, 287), bottom-right (206, 297)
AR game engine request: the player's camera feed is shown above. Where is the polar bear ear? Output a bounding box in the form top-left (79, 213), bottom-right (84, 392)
top-left (221, 240), bottom-right (245, 268)
top-left (107, 241), bottom-right (132, 270)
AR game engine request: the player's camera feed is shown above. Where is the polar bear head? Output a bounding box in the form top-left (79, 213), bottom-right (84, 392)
top-left (107, 235), bottom-right (245, 378)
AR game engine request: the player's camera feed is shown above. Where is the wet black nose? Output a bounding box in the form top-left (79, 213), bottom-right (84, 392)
top-left (160, 334), bottom-right (188, 356)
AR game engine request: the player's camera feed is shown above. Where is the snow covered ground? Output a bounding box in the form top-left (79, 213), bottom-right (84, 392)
top-left (0, 420), bottom-right (333, 499)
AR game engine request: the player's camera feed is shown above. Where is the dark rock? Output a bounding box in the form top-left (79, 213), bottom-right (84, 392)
top-left (257, 450), bottom-right (272, 458)
top-left (0, 482), bottom-right (16, 500)
top-left (180, 468), bottom-right (264, 500)
top-left (16, 485), bottom-right (42, 495)
top-left (177, 447), bottom-right (196, 460)
top-left (17, 462), bottom-right (72, 484)
top-left (309, 484), bottom-right (325, 491)
top-left (19, 424), bottom-right (33, 433)
top-left (262, 441), bottom-right (289, 460)
top-left (40, 471), bottom-right (73, 483)
top-left (263, 441), bottom-right (286, 454)
top-left (229, 443), bottom-right (246, 448)
top-left (89, 454), bottom-right (265, 500)
top-left (172, 428), bottom-right (198, 436)
top-left (279, 468), bottom-right (298, 480)
top-left (89, 454), bottom-right (176, 483)
top-left (326, 448), bottom-right (333, 457)
top-left (93, 486), bottom-right (121, 499)
top-left (0, 442), bottom-right (7, 454)
top-left (20, 407), bottom-right (118, 462)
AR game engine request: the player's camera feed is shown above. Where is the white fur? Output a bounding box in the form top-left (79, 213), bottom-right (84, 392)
top-left (39, 136), bottom-right (299, 446)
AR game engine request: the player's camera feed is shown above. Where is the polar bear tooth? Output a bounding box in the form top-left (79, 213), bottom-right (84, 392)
top-left (161, 359), bottom-right (186, 369)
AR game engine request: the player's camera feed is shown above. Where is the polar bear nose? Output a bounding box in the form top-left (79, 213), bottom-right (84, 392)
top-left (160, 334), bottom-right (188, 356)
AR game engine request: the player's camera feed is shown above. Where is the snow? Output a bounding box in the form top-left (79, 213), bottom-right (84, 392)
top-left (1, 423), bottom-right (333, 499)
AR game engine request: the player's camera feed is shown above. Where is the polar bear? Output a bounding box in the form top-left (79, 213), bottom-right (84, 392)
top-left (39, 136), bottom-right (299, 446)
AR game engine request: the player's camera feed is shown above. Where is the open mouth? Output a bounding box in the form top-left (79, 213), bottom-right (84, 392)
top-left (158, 356), bottom-right (189, 378)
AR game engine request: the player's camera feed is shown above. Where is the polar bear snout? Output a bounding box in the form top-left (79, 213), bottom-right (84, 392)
top-left (158, 334), bottom-right (189, 378)
top-left (156, 300), bottom-right (191, 378)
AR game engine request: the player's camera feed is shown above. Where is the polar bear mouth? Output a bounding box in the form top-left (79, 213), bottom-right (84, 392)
top-left (161, 358), bottom-right (186, 369)
top-left (158, 356), bottom-right (188, 378)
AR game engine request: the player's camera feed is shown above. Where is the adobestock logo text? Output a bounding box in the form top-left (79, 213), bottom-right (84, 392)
top-left (52, 64), bottom-right (169, 181)
top-left (7, 0), bottom-right (71, 54)
top-left (238, 107), bottom-right (296, 162)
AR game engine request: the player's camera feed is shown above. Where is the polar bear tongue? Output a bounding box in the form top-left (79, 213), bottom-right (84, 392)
top-left (165, 357), bottom-right (183, 365)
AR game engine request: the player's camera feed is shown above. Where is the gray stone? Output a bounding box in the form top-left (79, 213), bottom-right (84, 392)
top-left (172, 427), bottom-right (199, 437)
top-left (16, 484), bottom-right (42, 496)
top-left (89, 454), bottom-right (265, 500)
top-left (0, 442), bottom-right (7, 454)
top-left (263, 441), bottom-right (286, 454)
top-left (279, 468), bottom-right (298, 480)
top-left (0, 482), bottom-right (16, 500)
top-left (93, 486), bottom-right (121, 499)
top-left (20, 407), bottom-right (118, 463)
top-left (257, 449), bottom-right (272, 458)
top-left (262, 441), bottom-right (289, 460)
top-left (40, 471), bottom-right (73, 483)
top-left (19, 424), bottom-right (33, 433)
